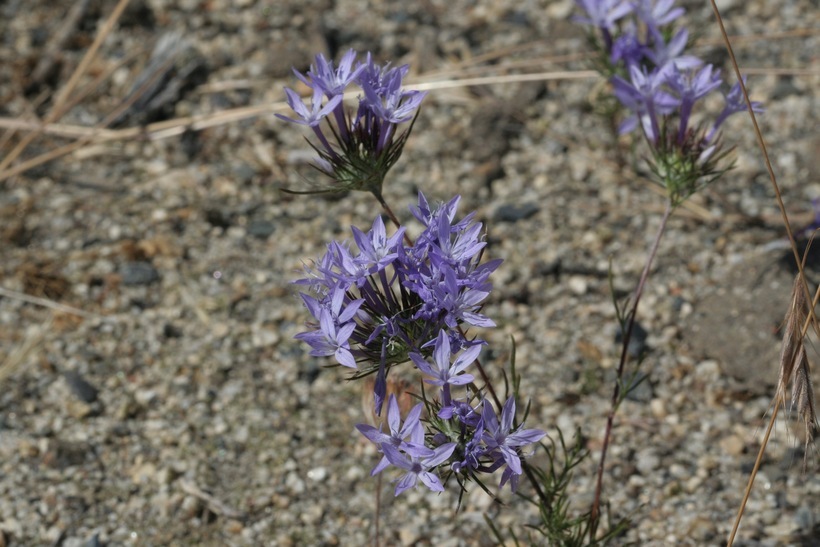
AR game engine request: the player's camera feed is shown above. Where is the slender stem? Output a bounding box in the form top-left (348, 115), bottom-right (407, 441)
top-left (726, 401), bottom-right (779, 546)
top-left (375, 193), bottom-right (413, 246)
top-left (589, 201), bottom-right (673, 534)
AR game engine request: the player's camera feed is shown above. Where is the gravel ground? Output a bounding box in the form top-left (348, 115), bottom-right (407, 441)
top-left (0, 0), bottom-right (818, 545)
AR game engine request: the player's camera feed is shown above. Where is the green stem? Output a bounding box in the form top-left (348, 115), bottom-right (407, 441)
top-left (589, 201), bottom-right (673, 538)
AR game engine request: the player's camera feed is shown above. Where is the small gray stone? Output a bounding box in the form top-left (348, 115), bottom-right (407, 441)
top-left (247, 219), bottom-right (276, 239)
top-left (63, 371), bottom-right (99, 403)
top-left (121, 261), bottom-right (160, 286)
top-left (493, 202), bottom-right (540, 223)
top-left (232, 164), bottom-right (256, 185)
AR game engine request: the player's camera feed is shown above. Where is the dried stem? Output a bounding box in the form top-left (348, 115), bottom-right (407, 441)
top-left (726, 402), bottom-right (780, 546)
top-left (0, 0), bottom-right (132, 176)
top-left (590, 200), bottom-right (673, 534)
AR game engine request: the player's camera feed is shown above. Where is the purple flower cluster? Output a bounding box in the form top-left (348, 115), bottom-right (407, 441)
top-left (294, 193), bottom-right (500, 410)
top-left (277, 49), bottom-right (427, 198)
top-left (574, 0), bottom-right (764, 202)
top-left (356, 391), bottom-right (545, 496)
top-left (294, 193), bottom-right (545, 496)
top-left (577, 0), bottom-right (763, 145)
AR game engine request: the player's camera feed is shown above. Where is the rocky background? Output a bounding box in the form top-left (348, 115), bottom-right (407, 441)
top-left (0, 0), bottom-right (818, 545)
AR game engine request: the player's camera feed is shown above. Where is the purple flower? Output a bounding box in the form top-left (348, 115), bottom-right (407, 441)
top-left (276, 87), bottom-right (343, 156)
top-left (351, 215), bottom-right (406, 276)
top-left (354, 56), bottom-right (427, 153)
top-left (410, 330), bottom-right (479, 405)
top-left (381, 441), bottom-right (457, 495)
top-left (482, 398), bottom-right (547, 492)
top-left (643, 28), bottom-right (702, 71)
top-left (429, 266), bottom-right (496, 329)
top-left (438, 399), bottom-right (482, 427)
top-left (665, 64), bottom-right (723, 142)
top-left (430, 209), bottom-right (486, 266)
top-left (574, 0), bottom-right (634, 31)
top-left (276, 87), bottom-right (342, 128)
top-left (452, 424), bottom-right (486, 474)
top-left (278, 50), bottom-right (427, 196)
top-left (294, 286), bottom-right (361, 368)
top-left (295, 49), bottom-right (364, 99)
top-left (356, 394), bottom-right (433, 475)
top-left (611, 23), bottom-right (645, 66)
top-left (294, 193), bottom-right (500, 414)
top-left (632, 0), bottom-right (684, 29)
top-left (707, 76), bottom-right (765, 141)
top-left (612, 63), bottom-right (680, 142)
top-left (294, 307), bottom-right (357, 368)
top-left (574, 0), bottom-right (634, 52)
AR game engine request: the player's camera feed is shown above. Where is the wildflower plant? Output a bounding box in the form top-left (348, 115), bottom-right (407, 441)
top-left (292, 188), bottom-right (554, 499)
top-left (277, 49), bottom-right (427, 203)
top-left (572, 0), bottom-right (765, 537)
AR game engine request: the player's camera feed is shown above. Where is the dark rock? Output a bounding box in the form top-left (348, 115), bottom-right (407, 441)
top-left (247, 219), bottom-right (276, 239)
top-left (771, 76), bottom-right (801, 100)
top-left (232, 164), bottom-right (256, 185)
top-left (624, 372), bottom-right (653, 403)
top-left (298, 361), bottom-right (321, 385)
top-left (615, 321), bottom-right (648, 358)
top-left (163, 323), bottom-right (183, 338)
top-left (204, 207), bottom-right (233, 228)
top-left (121, 262), bottom-right (160, 286)
top-left (493, 202), bottom-right (540, 223)
top-left (63, 370), bottom-right (99, 403)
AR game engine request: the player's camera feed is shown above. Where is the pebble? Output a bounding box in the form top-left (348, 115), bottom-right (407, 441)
top-left (179, 496), bottom-right (202, 519)
top-left (120, 262), bottom-right (160, 286)
top-left (63, 371), bottom-right (99, 403)
top-left (67, 400), bottom-right (94, 419)
top-left (493, 202), bottom-right (540, 223)
top-left (247, 219), bottom-right (276, 239)
top-left (131, 463), bottom-right (157, 485)
top-left (306, 467), bottom-right (327, 482)
top-left (567, 275), bottom-right (587, 295)
top-left (635, 448), bottom-right (661, 475)
top-left (285, 472), bottom-right (305, 495)
top-left (720, 435), bottom-right (746, 457)
top-left (649, 398), bottom-right (667, 418)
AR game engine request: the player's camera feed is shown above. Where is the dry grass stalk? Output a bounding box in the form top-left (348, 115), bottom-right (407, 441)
top-left (791, 346), bottom-right (817, 466)
top-left (777, 275), bottom-right (818, 462)
top-left (0, 319), bottom-right (51, 386)
top-left (0, 0), bottom-right (133, 176)
top-left (776, 275), bottom-right (809, 405)
top-left (0, 285), bottom-right (99, 319)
